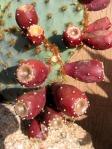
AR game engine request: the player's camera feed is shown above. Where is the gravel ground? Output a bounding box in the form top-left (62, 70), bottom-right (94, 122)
top-left (0, 104), bottom-right (94, 149)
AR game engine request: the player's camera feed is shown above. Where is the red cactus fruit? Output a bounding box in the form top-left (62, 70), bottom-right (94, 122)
top-left (26, 25), bottom-right (45, 46)
top-left (52, 83), bottom-right (89, 117)
top-left (64, 60), bottom-right (105, 83)
top-left (16, 59), bottom-right (50, 87)
top-left (86, 17), bottom-right (111, 33)
top-left (43, 107), bottom-right (64, 128)
top-left (79, 0), bottom-right (93, 4)
top-left (28, 119), bottom-right (48, 140)
top-left (63, 25), bottom-right (82, 48)
top-left (14, 88), bottom-right (46, 119)
top-left (83, 30), bottom-right (112, 50)
top-left (85, 0), bottom-right (110, 11)
top-left (15, 4), bottom-right (38, 30)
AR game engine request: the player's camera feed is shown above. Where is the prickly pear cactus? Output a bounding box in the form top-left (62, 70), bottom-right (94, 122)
top-left (0, 0), bottom-right (86, 101)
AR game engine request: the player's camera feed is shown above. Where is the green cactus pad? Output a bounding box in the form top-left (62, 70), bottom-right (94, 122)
top-left (0, 0), bottom-right (86, 101)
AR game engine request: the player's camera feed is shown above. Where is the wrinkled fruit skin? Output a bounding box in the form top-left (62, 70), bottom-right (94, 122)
top-left (28, 119), bottom-right (48, 140)
top-left (26, 25), bottom-right (45, 46)
top-left (52, 83), bottom-right (89, 117)
top-left (16, 4), bottom-right (38, 30)
top-left (85, 0), bottom-right (110, 11)
top-left (14, 88), bottom-right (46, 119)
top-left (16, 59), bottom-right (50, 87)
top-left (64, 60), bottom-right (105, 83)
top-left (63, 25), bottom-right (82, 48)
top-left (83, 30), bottom-right (112, 50)
top-left (44, 107), bottom-right (64, 127)
top-left (86, 17), bottom-right (111, 33)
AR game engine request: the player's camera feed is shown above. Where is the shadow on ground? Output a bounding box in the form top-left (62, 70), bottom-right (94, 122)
top-left (0, 104), bottom-right (19, 149)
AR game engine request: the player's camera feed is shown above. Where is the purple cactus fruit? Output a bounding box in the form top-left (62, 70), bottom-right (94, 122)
top-left (79, 0), bottom-right (93, 4)
top-left (52, 83), bottom-right (89, 117)
top-left (43, 107), bottom-right (64, 127)
top-left (64, 60), bottom-right (105, 83)
top-left (85, 0), bottom-right (110, 11)
top-left (16, 59), bottom-right (50, 87)
top-left (63, 25), bottom-right (82, 48)
top-left (83, 30), bottom-right (112, 50)
top-left (28, 119), bottom-right (48, 140)
top-left (15, 4), bottom-right (38, 30)
top-left (86, 17), bottom-right (112, 33)
top-left (14, 88), bottom-right (46, 119)
top-left (26, 25), bottom-right (45, 46)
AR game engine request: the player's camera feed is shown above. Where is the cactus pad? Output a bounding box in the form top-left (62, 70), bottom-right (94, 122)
top-left (0, 0), bottom-right (86, 101)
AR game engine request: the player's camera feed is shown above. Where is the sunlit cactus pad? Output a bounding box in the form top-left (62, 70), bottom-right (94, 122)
top-left (0, 0), bottom-right (86, 101)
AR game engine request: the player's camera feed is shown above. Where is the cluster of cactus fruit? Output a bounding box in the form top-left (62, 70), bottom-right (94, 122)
top-left (0, 0), bottom-right (112, 141)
